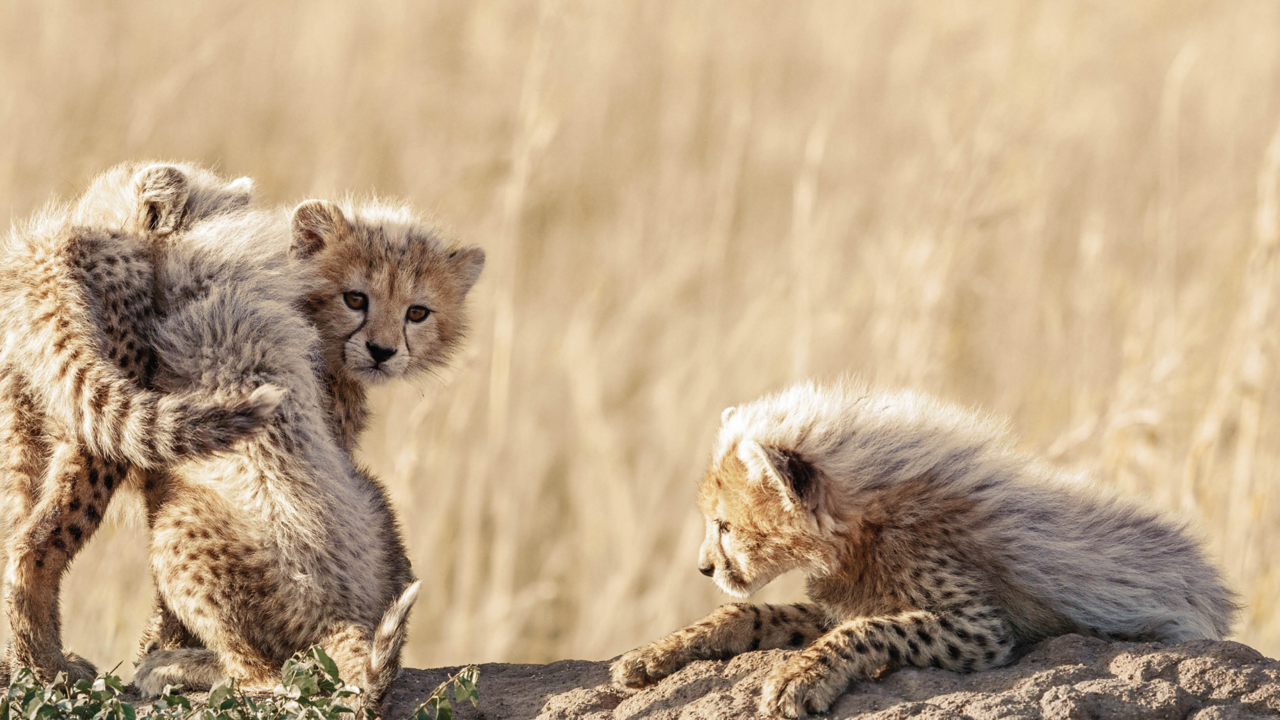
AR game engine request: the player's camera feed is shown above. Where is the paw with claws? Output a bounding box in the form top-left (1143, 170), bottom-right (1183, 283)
top-left (610, 641), bottom-right (691, 689)
top-left (760, 651), bottom-right (849, 719)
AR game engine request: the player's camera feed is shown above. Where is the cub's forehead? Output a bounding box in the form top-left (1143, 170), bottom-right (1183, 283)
top-left (697, 448), bottom-right (748, 507)
top-left (346, 218), bottom-right (455, 272)
top-left (345, 203), bottom-right (447, 249)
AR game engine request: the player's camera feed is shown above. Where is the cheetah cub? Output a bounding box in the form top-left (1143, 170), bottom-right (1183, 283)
top-left (0, 163), bottom-right (278, 684)
top-left (290, 198), bottom-right (485, 452)
top-left (612, 380), bottom-right (1236, 718)
top-left (134, 193), bottom-right (485, 657)
top-left (129, 195), bottom-right (482, 708)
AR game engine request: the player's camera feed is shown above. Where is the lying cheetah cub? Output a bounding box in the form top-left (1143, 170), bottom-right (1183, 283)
top-left (612, 381), bottom-right (1236, 718)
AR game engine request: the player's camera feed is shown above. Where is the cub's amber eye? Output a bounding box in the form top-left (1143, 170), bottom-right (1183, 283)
top-left (343, 291), bottom-right (367, 310)
top-left (406, 306), bottom-right (431, 323)
top-left (716, 520), bottom-right (730, 534)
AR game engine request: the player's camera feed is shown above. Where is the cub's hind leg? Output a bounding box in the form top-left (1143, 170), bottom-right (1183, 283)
top-left (143, 486), bottom-right (286, 697)
top-left (137, 593), bottom-right (203, 658)
top-left (0, 376), bottom-right (49, 685)
top-left (0, 374), bottom-right (46, 527)
top-left (611, 603), bottom-right (829, 688)
top-left (3, 443), bottom-right (124, 683)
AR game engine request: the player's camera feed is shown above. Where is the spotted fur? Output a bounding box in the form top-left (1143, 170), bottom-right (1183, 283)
top-left (612, 380), bottom-right (1237, 718)
top-left (128, 221), bottom-right (419, 711)
top-left (132, 196), bottom-right (483, 706)
top-left (0, 164), bottom-right (277, 684)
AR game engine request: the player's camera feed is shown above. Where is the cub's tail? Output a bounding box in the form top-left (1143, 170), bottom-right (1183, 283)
top-left (4, 227), bottom-right (283, 469)
top-left (364, 580), bottom-right (422, 708)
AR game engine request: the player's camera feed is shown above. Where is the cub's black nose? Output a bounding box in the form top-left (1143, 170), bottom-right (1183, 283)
top-left (367, 342), bottom-right (397, 364)
top-left (699, 564), bottom-right (715, 577)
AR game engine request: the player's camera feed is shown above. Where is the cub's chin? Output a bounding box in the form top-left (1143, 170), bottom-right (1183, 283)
top-left (715, 578), bottom-right (752, 599)
top-left (714, 569), bottom-right (762, 599)
top-left (354, 366), bottom-right (397, 384)
top-left (714, 562), bottom-right (789, 599)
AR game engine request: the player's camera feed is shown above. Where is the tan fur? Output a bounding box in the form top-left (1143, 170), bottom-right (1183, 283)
top-left (0, 163), bottom-right (277, 684)
top-left (612, 380), bottom-right (1237, 718)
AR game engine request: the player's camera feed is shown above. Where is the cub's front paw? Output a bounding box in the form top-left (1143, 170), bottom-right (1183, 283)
top-left (610, 642), bottom-right (690, 689)
top-left (760, 651), bottom-right (847, 719)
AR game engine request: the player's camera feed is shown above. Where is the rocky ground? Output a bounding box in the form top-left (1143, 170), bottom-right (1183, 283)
top-left (384, 635), bottom-right (1280, 720)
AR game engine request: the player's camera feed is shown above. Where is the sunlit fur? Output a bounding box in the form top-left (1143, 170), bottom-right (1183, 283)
top-left (0, 163), bottom-right (278, 685)
top-left (291, 199), bottom-right (485, 451)
top-left (616, 380), bottom-right (1237, 718)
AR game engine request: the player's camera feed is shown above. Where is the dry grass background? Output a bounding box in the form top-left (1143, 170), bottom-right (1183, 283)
top-left (2, 0), bottom-right (1280, 675)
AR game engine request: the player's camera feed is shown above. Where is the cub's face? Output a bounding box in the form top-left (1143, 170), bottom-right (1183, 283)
top-left (696, 452), bottom-right (809, 598)
top-left (291, 200), bottom-right (485, 384)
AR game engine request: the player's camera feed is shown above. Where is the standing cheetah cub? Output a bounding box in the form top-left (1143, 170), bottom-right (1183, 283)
top-left (612, 380), bottom-right (1236, 718)
top-left (0, 163), bottom-right (276, 684)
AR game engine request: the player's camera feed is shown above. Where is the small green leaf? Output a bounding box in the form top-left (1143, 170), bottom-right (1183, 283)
top-left (309, 648), bottom-right (340, 683)
top-left (103, 676), bottom-right (125, 696)
top-left (208, 682), bottom-right (234, 710)
top-left (458, 676), bottom-right (478, 703)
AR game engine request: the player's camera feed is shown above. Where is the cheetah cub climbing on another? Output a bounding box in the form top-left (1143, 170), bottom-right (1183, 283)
top-left (612, 380), bottom-right (1236, 718)
top-left (0, 163), bottom-right (277, 685)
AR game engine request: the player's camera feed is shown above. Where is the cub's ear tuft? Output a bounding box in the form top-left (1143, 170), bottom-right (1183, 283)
top-left (291, 200), bottom-right (349, 258)
top-left (133, 164), bottom-right (190, 237)
top-left (447, 246), bottom-right (486, 295)
top-left (738, 439), bottom-right (818, 513)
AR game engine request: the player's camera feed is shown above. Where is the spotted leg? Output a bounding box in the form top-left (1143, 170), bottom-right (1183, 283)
top-left (3, 444), bottom-right (125, 683)
top-left (760, 605), bottom-right (1014, 718)
top-left (611, 602), bottom-right (829, 688)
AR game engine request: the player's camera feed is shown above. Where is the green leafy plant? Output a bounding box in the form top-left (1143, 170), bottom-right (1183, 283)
top-left (3, 666), bottom-right (135, 720)
top-left (408, 666), bottom-right (479, 720)
top-left (1, 648), bottom-right (478, 720)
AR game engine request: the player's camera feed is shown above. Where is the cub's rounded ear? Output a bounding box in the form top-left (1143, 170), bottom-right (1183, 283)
top-left (737, 439), bottom-right (818, 513)
top-left (132, 164), bottom-right (190, 237)
top-left (228, 177), bottom-right (255, 196)
top-left (447, 246), bottom-right (486, 295)
top-left (721, 406), bottom-right (738, 425)
top-left (291, 200), bottom-right (349, 258)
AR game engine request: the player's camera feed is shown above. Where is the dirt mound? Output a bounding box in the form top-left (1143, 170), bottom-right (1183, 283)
top-left (385, 635), bottom-right (1280, 719)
